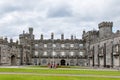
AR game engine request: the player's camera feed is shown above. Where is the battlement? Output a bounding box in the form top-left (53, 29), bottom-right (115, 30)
top-left (99, 22), bottom-right (113, 28)
top-left (83, 30), bottom-right (98, 37)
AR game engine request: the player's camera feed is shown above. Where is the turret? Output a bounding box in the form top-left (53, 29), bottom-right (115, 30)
top-left (10, 38), bottom-right (13, 43)
top-left (61, 34), bottom-right (64, 40)
top-left (51, 33), bottom-right (54, 39)
top-left (41, 34), bottom-right (43, 40)
top-left (71, 35), bottom-right (73, 40)
top-left (99, 22), bottom-right (113, 38)
top-left (29, 27), bottom-right (33, 34)
top-left (4, 37), bottom-right (8, 42)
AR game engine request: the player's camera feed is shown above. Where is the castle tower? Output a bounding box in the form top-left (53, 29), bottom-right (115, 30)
top-left (41, 34), bottom-right (43, 40)
top-left (71, 35), bottom-right (73, 40)
top-left (99, 22), bottom-right (113, 38)
top-left (61, 34), bottom-right (64, 40)
top-left (51, 33), bottom-right (54, 39)
top-left (4, 37), bottom-right (8, 42)
top-left (83, 30), bottom-right (86, 35)
top-left (10, 38), bottom-right (13, 43)
top-left (29, 27), bottom-right (33, 34)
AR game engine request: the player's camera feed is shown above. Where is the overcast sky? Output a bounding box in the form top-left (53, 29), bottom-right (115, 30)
top-left (0, 0), bottom-right (120, 41)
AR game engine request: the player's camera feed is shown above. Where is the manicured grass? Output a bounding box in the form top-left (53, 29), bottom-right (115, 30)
top-left (0, 68), bottom-right (119, 76)
top-left (0, 74), bottom-right (119, 80)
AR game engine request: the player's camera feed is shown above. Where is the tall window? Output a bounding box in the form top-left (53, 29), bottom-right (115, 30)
top-left (70, 52), bottom-right (74, 56)
top-left (79, 52), bottom-right (83, 56)
top-left (43, 51), bottom-right (47, 56)
top-left (52, 51), bottom-right (56, 56)
top-left (44, 44), bottom-right (47, 47)
top-left (61, 44), bottom-right (65, 48)
top-left (101, 48), bottom-right (103, 54)
top-left (35, 51), bottom-right (38, 56)
top-left (70, 44), bottom-right (74, 47)
top-left (116, 45), bottom-right (119, 52)
top-left (79, 44), bottom-right (83, 47)
top-left (53, 44), bottom-right (56, 48)
top-left (35, 44), bottom-right (38, 47)
top-left (61, 52), bottom-right (65, 56)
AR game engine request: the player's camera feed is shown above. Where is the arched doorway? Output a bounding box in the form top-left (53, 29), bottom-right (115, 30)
top-left (11, 55), bottom-right (16, 65)
top-left (61, 59), bottom-right (66, 66)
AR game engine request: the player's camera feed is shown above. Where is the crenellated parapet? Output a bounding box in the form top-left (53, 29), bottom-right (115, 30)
top-left (99, 22), bottom-right (113, 28)
top-left (99, 21), bottom-right (113, 39)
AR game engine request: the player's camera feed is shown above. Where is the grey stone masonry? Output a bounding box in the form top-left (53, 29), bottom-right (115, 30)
top-left (83, 21), bottom-right (120, 68)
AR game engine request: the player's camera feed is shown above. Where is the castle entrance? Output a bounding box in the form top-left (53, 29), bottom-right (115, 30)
top-left (60, 59), bottom-right (66, 66)
top-left (11, 55), bottom-right (16, 65)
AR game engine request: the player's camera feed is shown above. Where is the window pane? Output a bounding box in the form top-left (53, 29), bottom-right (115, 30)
top-left (35, 44), bottom-right (38, 47)
top-left (44, 44), bottom-right (47, 47)
top-left (79, 52), bottom-right (83, 56)
top-left (35, 51), bottom-right (38, 56)
top-left (61, 44), bottom-right (65, 47)
top-left (52, 51), bottom-right (56, 56)
top-left (43, 51), bottom-right (47, 56)
top-left (79, 44), bottom-right (83, 47)
top-left (61, 52), bottom-right (65, 56)
top-left (70, 52), bottom-right (74, 56)
top-left (70, 44), bottom-right (74, 47)
top-left (53, 44), bottom-right (56, 47)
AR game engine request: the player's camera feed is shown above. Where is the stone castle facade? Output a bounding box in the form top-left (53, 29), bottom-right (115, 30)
top-left (0, 21), bottom-right (120, 68)
top-left (83, 22), bottom-right (120, 68)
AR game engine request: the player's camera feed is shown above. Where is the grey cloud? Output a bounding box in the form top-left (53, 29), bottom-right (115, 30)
top-left (47, 4), bottom-right (73, 18)
top-left (0, 0), bottom-right (120, 40)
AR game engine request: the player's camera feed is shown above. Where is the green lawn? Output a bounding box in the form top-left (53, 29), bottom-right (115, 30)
top-left (0, 68), bottom-right (119, 76)
top-left (0, 68), bottom-right (119, 80)
top-left (0, 74), bottom-right (119, 80)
